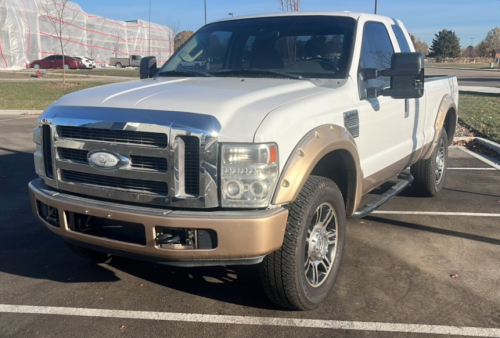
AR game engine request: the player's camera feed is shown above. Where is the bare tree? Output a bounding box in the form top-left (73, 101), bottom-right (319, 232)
top-left (38, 0), bottom-right (78, 85)
top-left (166, 19), bottom-right (180, 62)
top-left (175, 31), bottom-right (194, 52)
top-left (278, 0), bottom-right (301, 11)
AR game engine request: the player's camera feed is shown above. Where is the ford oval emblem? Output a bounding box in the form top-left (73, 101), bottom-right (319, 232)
top-left (88, 151), bottom-right (122, 169)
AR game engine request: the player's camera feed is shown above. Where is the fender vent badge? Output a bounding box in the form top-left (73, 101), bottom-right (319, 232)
top-left (343, 110), bottom-right (359, 138)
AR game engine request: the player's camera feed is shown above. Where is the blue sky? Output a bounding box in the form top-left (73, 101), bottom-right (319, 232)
top-left (78, 0), bottom-right (499, 47)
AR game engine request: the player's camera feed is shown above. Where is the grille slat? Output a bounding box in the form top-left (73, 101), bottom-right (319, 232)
top-left (58, 126), bottom-right (168, 148)
top-left (61, 170), bottom-right (168, 196)
top-left (130, 155), bottom-right (168, 172)
top-left (180, 136), bottom-right (200, 195)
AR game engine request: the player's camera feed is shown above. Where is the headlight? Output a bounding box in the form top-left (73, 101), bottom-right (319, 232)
top-left (221, 143), bottom-right (278, 208)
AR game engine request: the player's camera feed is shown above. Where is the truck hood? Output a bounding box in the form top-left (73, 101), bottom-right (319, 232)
top-left (54, 77), bottom-right (331, 142)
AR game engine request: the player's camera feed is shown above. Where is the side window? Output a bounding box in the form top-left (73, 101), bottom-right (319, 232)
top-left (54, 55), bottom-right (63, 60)
top-left (45, 56), bottom-right (54, 60)
top-left (392, 25), bottom-right (411, 52)
top-left (360, 22), bottom-right (394, 90)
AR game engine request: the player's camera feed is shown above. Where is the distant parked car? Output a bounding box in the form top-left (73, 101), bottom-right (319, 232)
top-left (74, 56), bottom-right (96, 69)
top-left (30, 55), bottom-right (83, 70)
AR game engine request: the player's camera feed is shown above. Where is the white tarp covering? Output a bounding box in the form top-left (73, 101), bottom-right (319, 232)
top-left (0, 0), bottom-right (173, 69)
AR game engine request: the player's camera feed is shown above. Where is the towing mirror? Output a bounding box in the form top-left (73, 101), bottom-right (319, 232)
top-left (140, 56), bottom-right (157, 79)
top-left (364, 52), bottom-right (425, 99)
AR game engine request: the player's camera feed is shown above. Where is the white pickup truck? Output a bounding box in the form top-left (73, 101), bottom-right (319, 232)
top-left (29, 12), bottom-right (458, 310)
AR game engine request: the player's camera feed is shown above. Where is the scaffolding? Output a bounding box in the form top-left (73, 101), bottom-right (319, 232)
top-left (0, 0), bottom-right (173, 69)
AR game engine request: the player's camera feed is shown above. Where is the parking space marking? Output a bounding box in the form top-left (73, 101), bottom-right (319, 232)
top-left (372, 211), bottom-right (500, 217)
top-left (448, 168), bottom-right (497, 171)
top-left (1, 304), bottom-right (499, 337)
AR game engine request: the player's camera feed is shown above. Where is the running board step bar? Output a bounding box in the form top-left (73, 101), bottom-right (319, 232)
top-left (349, 172), bottom-right (414, 219)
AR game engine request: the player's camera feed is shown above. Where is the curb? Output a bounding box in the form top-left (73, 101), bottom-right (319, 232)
top-left (475, 137), bottom-right (500, 157)
top-left (427, 66), bottom-right (500, 72)
top-left (0, 110), bottom-right (43, 115)
top-left (452, 136), bottom-right (500, 169)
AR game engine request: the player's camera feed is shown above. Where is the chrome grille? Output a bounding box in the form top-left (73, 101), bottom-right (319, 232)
top-left (40, 106), bottom-right (220, 208)
top-left (58, 148), bottom-right (168, 172)
top-left (58, 126), bottom-right (168, 148)
top-left (61, 170), bottom-right (168, 196)
top-left (180, 136), bottom-right (200, 195)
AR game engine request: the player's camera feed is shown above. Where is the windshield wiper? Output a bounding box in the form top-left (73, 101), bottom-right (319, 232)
top-left (214, 68), bottom-right (306, 80)
top-left (156, 70), bottom-right (214, 77)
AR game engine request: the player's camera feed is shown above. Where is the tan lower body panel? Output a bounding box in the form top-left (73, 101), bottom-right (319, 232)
top-left (29, 179), bottom-right (288, 263)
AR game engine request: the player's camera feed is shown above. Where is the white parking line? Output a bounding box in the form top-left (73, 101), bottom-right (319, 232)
top-left (0, 304), bottom-right (499, 337)
top-left (372, 211), bottom-right (500, 217)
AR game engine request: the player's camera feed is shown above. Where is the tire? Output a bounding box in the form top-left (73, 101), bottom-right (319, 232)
top-left (33, 63), bottom-right (41, 69)
top-left (411, 129), bottom-right (448, 197)
top-left (260, 176), bottom-right (346, 310)
top-left (66, 242), bottom-right (111, 263)
top-left (115, 62), bottom-right (122, 68)
top-left (64, 64), bottom-right (70, 70)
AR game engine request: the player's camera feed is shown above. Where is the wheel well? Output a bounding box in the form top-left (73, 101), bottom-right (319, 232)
top-left (443, 108), bottom-right (457, 145)
top-left (310, 150), bottom-right (356, 209)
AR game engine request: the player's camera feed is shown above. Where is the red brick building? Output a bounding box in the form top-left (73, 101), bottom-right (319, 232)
top-left (494, 49), bottom-right (500, 61)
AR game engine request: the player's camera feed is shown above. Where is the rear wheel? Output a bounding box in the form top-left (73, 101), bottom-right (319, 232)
top-left (33, 63), bottom-right (41, 69)
top-left (411, 129), bottom-right (448, 197)
top-left (66, 242), bottom-right (111, 263)
top-left (115, 62), bottom-right (122, 68)
top-left (260, 176), bottom-right (346, 310)
top-left (63, 64), bottom-right (70, 70)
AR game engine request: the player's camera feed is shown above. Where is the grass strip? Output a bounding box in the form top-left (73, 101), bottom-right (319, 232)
top-left (459, 93), bottom-right (500, 144)
top-left (0, 82), bottom-right (107, 110)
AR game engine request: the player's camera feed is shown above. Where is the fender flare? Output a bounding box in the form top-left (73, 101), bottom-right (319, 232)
top-left (272, 124), bottom-right (363, 216)
top-left (422, 94), bottom-right (457, 159)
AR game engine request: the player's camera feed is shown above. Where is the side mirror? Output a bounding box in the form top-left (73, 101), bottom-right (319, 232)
top-left (364, 52), bottom-right (425, 99)
top-left (140, 56), bottom-right (157, 79)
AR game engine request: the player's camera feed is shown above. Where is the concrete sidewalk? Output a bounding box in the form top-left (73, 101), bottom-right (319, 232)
top-left (459, 86), bottom-right (500, 94)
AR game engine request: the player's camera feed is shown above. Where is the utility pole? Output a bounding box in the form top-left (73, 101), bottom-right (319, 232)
top-left (374, 0), bottom-right (378, 14)
top-left (470, 37), bottom-right (474, 46)
top-left (204, 0), bottom-right (207, 25)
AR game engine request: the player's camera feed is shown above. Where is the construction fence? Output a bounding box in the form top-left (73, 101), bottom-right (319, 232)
top-left (0, 0), bottom-right (173, 69)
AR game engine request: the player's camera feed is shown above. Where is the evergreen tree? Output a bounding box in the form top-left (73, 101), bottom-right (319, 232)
top-left (430, 29), bottom-right (461, 59)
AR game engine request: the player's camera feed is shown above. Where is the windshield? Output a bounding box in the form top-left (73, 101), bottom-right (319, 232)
top-left (159, 16), bottom-right (355, 79)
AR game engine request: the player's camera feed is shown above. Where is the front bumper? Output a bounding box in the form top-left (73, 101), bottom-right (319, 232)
top-left (29, 178), bottom-right (288, 266)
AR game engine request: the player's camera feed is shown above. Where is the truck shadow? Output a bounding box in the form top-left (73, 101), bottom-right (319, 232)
top-left (0, 148), bottom-right (281, 310)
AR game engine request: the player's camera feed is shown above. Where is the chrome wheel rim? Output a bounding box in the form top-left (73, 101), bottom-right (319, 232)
top-left (304, 202), bottom-right (338, 287)
top-left (435, 138), bottom-right (446, 184)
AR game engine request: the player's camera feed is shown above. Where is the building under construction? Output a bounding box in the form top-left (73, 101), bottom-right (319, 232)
top-left (0, 0), bottom-right (173, 69)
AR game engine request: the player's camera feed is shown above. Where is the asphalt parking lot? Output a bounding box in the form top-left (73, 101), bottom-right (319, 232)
top-left (1, 114), bottom-right (499, 338)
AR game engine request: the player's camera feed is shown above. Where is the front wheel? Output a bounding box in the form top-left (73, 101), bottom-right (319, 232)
top-left (260, 176), bottom-right (346, 310)
top-left (63, 64), bottom-right (70, 70)
top-left (411, 129), bottom-right (448, 197)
